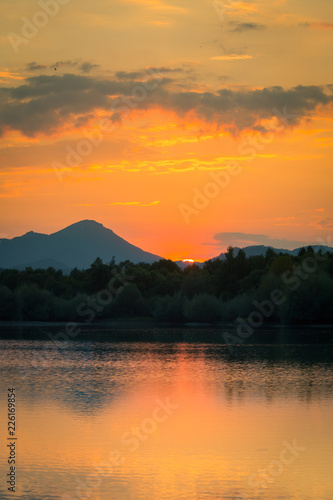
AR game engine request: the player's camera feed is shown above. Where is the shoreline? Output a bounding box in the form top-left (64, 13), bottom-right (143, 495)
top-left (1, 320), bottom-right (333, 329)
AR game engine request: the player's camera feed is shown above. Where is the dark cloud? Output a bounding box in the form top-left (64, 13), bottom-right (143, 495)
top-left (26, 60), bottom-right (100, 73)
top-left (115, 67), bottom-right (183, 80)
top-left (79, 62), bottom-right (100, 73)
top-left (0, 72), bottom-right (332, 137)
top-left (52, 60), bottom-right (78, 69)
top-left (144, 84), bottom-right (332, 132)
top-left (115, 70), bottom-right (145, 80)
top-left (213, 232), bottom-right (308, 249)
top-left (51, 60), bottom-right (99, 73)
top-left (229, 22), bottom-right (266, 33)
top-left (154, 66), bottom-right (183, 73)
top-left (0, 73), bottom-right (170, 136)
top-left (74, 114), bottom-right (95, 128)
top-left (26, 62), bottom-right (48, 71)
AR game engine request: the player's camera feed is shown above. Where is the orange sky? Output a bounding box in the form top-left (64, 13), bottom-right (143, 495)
top-left (0, 0), bottom-right (333, 260)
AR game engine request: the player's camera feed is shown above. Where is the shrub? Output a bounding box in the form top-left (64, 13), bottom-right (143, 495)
top-left (184, 293), bottom-right (221, 323)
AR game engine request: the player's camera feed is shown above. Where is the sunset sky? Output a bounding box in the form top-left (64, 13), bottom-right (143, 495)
top-left (1, 0), bottom-right (332, 260)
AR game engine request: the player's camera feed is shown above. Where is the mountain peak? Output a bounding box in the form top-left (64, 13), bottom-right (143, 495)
top-left (0, 220), bottom-right (161, 269)
top-left (21, 230), bottom-right (44, 238)
top-left (53, 219), bottom-right (111, 236)
top-left (67, 219), bottom-right (104, 228)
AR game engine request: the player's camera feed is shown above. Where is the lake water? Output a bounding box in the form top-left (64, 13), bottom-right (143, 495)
top-left (0, 325), bottom-right (332, 500)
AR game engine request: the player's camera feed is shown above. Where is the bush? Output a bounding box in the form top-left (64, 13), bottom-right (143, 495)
top-left (16, 284), bottom-right (54, 321)
top-left (109, 284), bottom-right (147, 317)
top-left (152, 292), bottom-right (185, 323)
top-left (222, 293), bottom-right (255, 322)
top-left (280, 272), bottom-right (333, 324)
top-left (0, 286), bottom-right (15, 320)
top-left (184, 294), bottom-right (221, 323)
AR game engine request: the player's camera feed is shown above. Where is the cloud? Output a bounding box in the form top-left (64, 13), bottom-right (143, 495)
top-left (121, 0), bottom-right (185, 13)
top-left (115, 67), bottom-right (183, 80)
top-left (115, 70), bottom-right (146, 80)
top-left (219, 1), bottom-right (258, 15)
top-left (67, 201), bottom-right (160, 207)
top-left (26, 60), bottom-right (100, 74)
top-left (211, 54), bottom-right (254, 61)
top-left (94, 154), bottom-right (273, 175)
top-left (300, 22), bottom-right (333, 29)
top-left (104, 201), bottom-right (160, 206)
top-left (213, 232), bottom-right (311, 249)
top-left (52, 60), bottom-right (78, 70)
top-left (50, 60), bottom-right (100, 73)
top-left (0, 73), bottom-right (169, 136)
top-left (153, 66), bottom-right (184, 73)
top-left (79, 62), bottom-right (100, 74)
top-left (26, 62), bottom-right (48, 71)
top-left (301, 208), bottom-right (325, 213)
top-left (229, 22), bottom-right (266, 33)
top-left (0, 72), bottom-right (332, 137)
top-left (0, 71), bottom-right (24, 82)
top-left (313, 218), bottom-right (333, 228)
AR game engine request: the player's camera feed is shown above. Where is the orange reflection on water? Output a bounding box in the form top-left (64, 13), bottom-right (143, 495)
top-left (0, 341), bottom-right (332, 499)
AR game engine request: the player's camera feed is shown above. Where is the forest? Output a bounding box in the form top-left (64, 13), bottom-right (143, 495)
top-left (0, 246), bottom-right (333, 325)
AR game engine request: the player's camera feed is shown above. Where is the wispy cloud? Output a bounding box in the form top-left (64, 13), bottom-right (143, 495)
top-left (229, 22), bottom-right (266, 33)
top-left (26, 62), bottom-right (48, 71)
top-left (211, 54), bottom-right (254, 60)
top-left (104, 201), bottom-right (160, 206)
top-left (121, 0), bottom-right (185, 12)
top-left (313, 218), bottom-right (333, 228)
top-left (67, 201), bottom-right (160, 207)
top-left (213, 232), bottom-right (313, 250)
top-left (224, 1), bottom-right (258, 15)
top-left (0, 70), bottom-right (25, 81)
top-left (95, 155), bottom-right (263, 174)
top-left (300, 22), bottom-right (333, 29)
top-left (80, 62), bottom-right (100, 74)
top-left (301, 208), bottom-right (325, 213)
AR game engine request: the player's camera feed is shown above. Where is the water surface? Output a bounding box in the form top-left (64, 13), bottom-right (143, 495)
top-left (0, 326), bottom-right (332, 499)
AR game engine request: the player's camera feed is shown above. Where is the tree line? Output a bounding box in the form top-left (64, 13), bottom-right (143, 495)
top-left (0, 246), bottom-right (333, 324)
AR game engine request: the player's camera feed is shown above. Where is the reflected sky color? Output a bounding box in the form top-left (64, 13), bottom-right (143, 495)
top-left (0, 332), bottom-right (332, 499)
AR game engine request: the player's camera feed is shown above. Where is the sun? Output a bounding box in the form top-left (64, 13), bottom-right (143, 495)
top-left (182, 259), bottom-right (194, 263)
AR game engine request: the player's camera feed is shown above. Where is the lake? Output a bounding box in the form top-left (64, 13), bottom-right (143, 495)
top-left (0, 325), bottom-right (332, 499)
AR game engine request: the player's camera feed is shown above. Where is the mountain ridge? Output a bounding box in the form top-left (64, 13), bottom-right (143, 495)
top-left (0, 220), bottom-right (161, 269)
top-left (214, 244), bottom-right (333, 260)
top-left (1, 221), bottom-right (332, 271)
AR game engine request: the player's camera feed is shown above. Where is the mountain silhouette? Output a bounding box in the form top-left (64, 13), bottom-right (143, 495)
top-left (1, 222), bottom-right (332, 271)
top-left (0, 220), bottom-right (161, 270)
top-left (214, 244), bottom-right (333, 260)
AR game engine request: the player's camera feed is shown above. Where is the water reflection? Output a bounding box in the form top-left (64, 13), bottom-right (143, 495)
top-left (0, 327), bottom-right (332, 499)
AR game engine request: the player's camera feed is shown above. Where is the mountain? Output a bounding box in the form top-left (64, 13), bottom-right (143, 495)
top-left (14, 259), bottom-right (73, 274)
top-left (0, 220), bottom-right (162, 270)
top-left (212, 244), bottom-right (333, 260)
